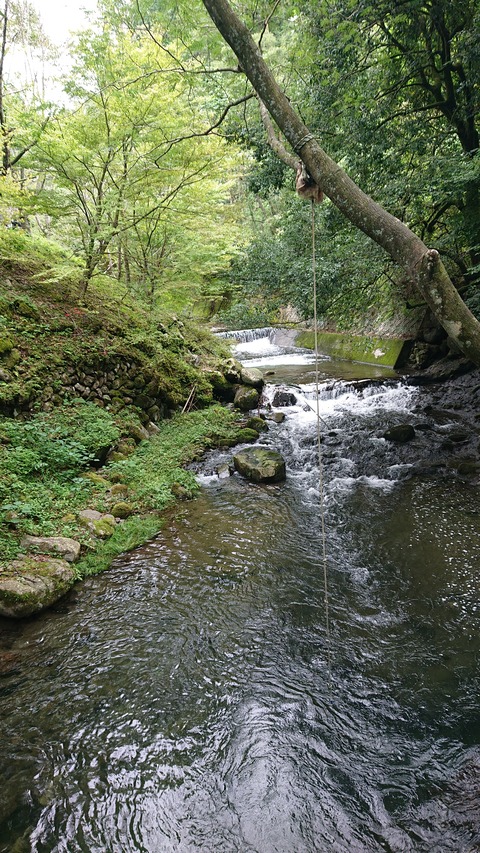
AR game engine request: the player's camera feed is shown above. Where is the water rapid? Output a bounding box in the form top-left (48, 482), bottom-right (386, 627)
top-left (1, 333), bottom-right (480, 852)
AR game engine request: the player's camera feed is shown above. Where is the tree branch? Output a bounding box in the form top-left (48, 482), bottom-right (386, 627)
top-left (258, 99), bottom-right (298, 170)
top-left (155, 92), bottom-right (254, 161)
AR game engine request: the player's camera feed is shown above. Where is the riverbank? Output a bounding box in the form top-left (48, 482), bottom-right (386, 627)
top-left (0, 397), bottom-right (269, 617)
top-left (0, 234), bottom-right (269, 616)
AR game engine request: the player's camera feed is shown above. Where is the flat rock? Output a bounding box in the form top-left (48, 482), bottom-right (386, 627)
top-left (0, 557), bottom-right (76, 618)
top-left (20, 535), bottom-right (81, 563)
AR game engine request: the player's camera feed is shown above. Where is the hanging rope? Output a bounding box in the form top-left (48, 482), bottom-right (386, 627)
top-left (311, 199), bottom-right (332, 682)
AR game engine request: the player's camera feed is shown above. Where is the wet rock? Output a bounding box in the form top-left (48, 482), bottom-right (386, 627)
top-left (265, 411), bottom-right (285, 423)
top-left (272, 389), bottom-right (297, 407)
top-left (406, 358), bottom-right (474, 385)
top-left (20, 535), bottom-right (81, 563)
top-left (233, 446), bottom-right (286, 483)
top-left (447, 430), bottom-right (470, 443)
top-left (240, 367), bottom-right (264, 388)
top-left (383, 424), bottom-right (415, 443)
top-left (0, 557), bottom-right (76, 618)
top-left (246, 415), bottom-right (269, 432)
top-left (234, 385), bottom-right (260, 412)
top-left (457, 461), bottom-right (480, 477)
top-left (216, 463), bottom-right (232, 479)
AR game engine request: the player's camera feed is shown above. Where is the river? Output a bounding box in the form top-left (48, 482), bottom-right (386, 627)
top-left (1, 331), bottom-right (480, 852)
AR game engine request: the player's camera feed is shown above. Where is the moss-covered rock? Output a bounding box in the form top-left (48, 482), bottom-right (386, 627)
top-left (246, 415), bottom-right (268, 432)
top-left (0, 335), bottom-right (13, 356)
top-left (222, 358), bottom-right (242, 383)
top-left (234, 385), bottom-right (260, 412)
top-left (110, 483), bottom-right (129, 496)
top-left (92, 517), bottom-right (116, 538)
top-left (3, 348), bottom-right (20, 368)
top-left (170, 482), bottom-right (191, 500)
top-left (295, 330), bottom-right (410, 368)
top-left (233, 446), bottom-right (286, 483)
top-left (111, 501), bottom-right (133, 519)
top-left (207, 369), bottom-right (236, 403)
top-left (0, 557), bottom-right (76, 618)
top-left (10, 297), bottom-right (40, 320)
top-left (83, 472), bottom-right (111, 486)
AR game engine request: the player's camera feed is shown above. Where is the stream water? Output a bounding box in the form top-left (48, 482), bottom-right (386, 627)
top-left (2, 332), bottom-right (480, 852)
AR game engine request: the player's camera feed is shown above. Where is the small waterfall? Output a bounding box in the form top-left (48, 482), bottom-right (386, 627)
top-left (215, 327), bottom-right (276, 343)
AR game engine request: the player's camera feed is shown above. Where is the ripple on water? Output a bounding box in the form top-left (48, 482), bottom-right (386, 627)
top-left (2, 364), bottom-right (480, 851)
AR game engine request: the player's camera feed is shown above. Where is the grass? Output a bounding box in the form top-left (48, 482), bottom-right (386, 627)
top-left (0, 403), bottom-right (244, 576)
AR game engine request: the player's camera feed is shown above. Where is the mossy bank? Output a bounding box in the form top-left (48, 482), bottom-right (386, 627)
top-left (0, 230), bottom-right (264, 616)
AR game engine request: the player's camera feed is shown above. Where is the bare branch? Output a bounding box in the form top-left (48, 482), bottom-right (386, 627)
top-left (258, 0), bottom-right (282, 49)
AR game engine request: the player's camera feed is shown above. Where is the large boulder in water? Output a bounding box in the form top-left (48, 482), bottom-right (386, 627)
top-left (0, 556), bottom-right (76, 618)
top-left (272, 388), bottom-right (297, 407)
top-left (234, 385), bottom-right (260, 412)
top-left (233, 446), bottom-right (286, 483)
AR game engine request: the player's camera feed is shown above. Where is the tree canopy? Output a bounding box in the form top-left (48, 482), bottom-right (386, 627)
top-left (1, 0), bottom-right (479, 353)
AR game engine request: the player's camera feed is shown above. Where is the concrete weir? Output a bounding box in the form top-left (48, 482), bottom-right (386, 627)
top-left (294, 329), bottom-right (412, 369)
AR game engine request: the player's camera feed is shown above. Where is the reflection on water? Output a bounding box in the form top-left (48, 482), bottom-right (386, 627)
top-left (1, 341), bottom-right (480, 852)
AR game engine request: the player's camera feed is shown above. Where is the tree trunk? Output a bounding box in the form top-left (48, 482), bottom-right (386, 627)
top-left (201, 0), bottom-right (480, 366)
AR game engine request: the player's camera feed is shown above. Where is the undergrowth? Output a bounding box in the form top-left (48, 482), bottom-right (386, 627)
top-left (0, 402), bottom-right (242, 575)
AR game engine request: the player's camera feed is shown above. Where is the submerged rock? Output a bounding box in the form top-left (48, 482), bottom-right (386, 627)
top-left (0, 557), bottom-right (76, 618)
top-left (233, 446), bottom-right (286, 483)
top-left (383, 424), bottom-right (415, 443)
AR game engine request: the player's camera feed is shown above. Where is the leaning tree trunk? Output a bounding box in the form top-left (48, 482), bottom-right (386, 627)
top-left (202, 0), bottom-right (480, 367)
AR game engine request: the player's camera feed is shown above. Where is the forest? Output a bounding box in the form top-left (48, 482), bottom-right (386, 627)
top-left (1, 0), bottom-right (478, 335)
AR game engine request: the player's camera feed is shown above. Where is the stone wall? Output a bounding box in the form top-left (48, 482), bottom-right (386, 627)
top-left (0, 354), bottom-right (172, 423)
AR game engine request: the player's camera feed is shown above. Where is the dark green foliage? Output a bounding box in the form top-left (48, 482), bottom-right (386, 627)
top-left (1, 401), bottom-right (119, 481)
